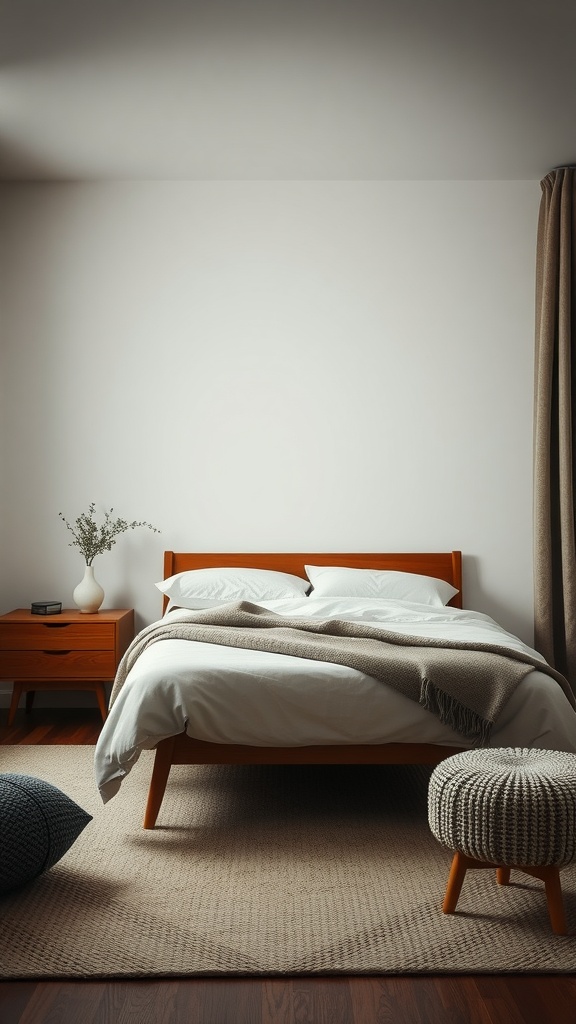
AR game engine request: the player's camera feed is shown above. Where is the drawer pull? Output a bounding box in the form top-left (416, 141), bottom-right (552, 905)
top-left (42, 650), bottom-right (72, 656)
top-left (42, 623), bottom-right (70, 629)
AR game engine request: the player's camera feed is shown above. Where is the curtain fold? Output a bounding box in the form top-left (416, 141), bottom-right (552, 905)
top-left (534, 168), bottom-right (576, 689)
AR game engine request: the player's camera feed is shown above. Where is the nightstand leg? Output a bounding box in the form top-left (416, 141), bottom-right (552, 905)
top-left (94, 683), bottom-right (108, 722)
top-left (8, 683), bottom-right (24, 727)
top-left (25, 690), bottom-right (35, 713)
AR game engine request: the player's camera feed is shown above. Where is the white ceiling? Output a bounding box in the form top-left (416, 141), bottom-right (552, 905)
top-left (1, 0), bottom-right (575, 181)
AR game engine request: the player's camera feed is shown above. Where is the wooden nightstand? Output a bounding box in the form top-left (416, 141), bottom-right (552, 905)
top-left (0, 608), bottom-right (134, 727)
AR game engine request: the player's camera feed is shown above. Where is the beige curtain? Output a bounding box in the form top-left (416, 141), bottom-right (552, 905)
top-left (534, 168), bottom-right (576, 689)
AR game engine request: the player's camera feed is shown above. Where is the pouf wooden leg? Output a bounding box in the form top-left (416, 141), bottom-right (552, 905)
top-left (443, 851), bottom-right (469, 913)
top-left (442, 852), bottom-right (568, 935)
top-left (443, 851), bottom-right (504, 914)
top-left (520, 865), bottom-right (567, 935)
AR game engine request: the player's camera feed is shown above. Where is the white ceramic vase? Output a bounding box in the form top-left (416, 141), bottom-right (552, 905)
top-left (73, 564), bottom-right (104, 614)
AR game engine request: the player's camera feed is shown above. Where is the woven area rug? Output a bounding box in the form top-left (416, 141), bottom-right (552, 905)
top-left (1, 745), bottom-right (576, 978)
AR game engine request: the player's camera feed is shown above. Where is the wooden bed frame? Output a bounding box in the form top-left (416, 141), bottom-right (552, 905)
top-left (143, 550), bottom-right (464, 828)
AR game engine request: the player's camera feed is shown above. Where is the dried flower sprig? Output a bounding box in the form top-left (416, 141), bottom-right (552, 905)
top-left (59, 503), bottom-right (160, 565)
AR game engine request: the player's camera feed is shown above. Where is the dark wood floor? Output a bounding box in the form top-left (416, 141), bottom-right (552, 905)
top-left (1, 708), bottom-right (575, 1024)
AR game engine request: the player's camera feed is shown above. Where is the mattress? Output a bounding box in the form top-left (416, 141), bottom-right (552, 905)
top-left (94, 596), bottom-right (576, 801)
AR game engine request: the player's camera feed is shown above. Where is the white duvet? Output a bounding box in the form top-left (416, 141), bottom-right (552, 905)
top-left (94, 596), bottom-right (576, 801)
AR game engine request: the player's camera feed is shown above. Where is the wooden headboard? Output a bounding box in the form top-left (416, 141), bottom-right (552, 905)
top-left (162, 551), bottom-right (463, 612)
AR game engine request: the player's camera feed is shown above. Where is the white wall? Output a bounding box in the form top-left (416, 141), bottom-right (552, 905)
top-left (0, 180), bottom-right (538, 661)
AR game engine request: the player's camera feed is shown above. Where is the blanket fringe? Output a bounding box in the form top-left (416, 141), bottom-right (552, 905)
top-left (420, 678), bottom-right (492, 746)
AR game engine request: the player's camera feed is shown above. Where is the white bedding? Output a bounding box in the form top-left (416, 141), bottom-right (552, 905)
top-left (94, 596), bottom-right (576, 802)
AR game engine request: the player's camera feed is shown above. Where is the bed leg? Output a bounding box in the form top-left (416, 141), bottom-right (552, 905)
top-left (143, 736), bottom-right (176, 829)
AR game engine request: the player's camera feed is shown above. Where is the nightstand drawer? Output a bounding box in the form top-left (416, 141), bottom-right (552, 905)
top-left (0, 650), bottom-right (117, 679)
top-left (0, 622), bottom-right (115, 651)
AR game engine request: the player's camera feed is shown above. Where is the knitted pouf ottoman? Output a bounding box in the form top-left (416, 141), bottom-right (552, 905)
top-left (428, 748), bottom-right (576, 934)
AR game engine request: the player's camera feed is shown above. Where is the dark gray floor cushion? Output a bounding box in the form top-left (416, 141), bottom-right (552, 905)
top-left (0, 773), bottom-right (92, 894)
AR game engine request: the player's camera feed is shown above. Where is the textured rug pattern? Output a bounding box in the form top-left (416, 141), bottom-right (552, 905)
top-left (1, 745), bottom-right (575, 978)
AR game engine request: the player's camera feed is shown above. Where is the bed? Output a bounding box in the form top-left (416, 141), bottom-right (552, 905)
top-left (94, 551), bottom-right (576, 828)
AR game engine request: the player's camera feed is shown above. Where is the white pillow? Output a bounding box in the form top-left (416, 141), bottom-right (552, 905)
top-left (156, 567), bottom-right (311, 609)
top-left (304, 565), bottom-right (458, 607)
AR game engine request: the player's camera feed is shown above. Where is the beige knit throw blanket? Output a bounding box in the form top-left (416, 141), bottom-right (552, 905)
top-left (109, 602), bottom-right (575, 744)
